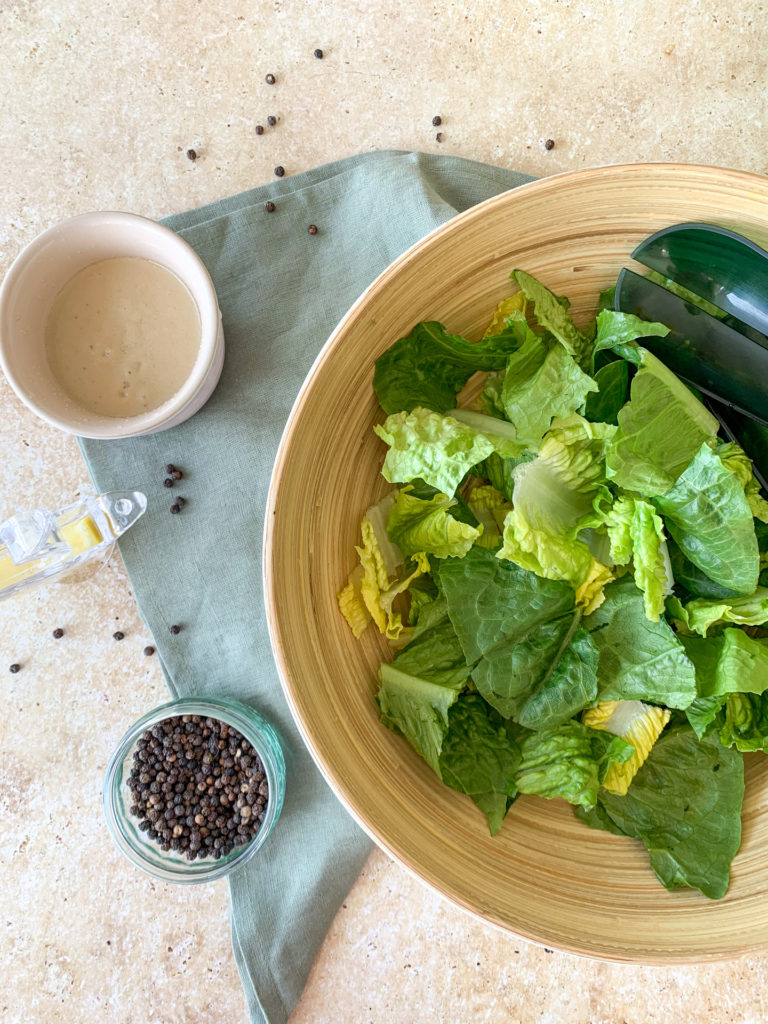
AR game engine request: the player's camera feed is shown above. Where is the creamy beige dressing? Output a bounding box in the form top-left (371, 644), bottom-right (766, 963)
top-left (44, 256), bottom-right (201, 418)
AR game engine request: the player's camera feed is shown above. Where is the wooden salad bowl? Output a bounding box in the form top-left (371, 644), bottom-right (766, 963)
top-left (264, 163), bottom-right (768, 963)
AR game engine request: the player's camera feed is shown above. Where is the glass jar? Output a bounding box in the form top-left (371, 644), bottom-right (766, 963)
top-left (103, 697), bottom-right (285, 883)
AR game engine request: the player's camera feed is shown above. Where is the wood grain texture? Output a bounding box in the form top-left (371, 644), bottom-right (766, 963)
top-left (264, 163), bottom-right (768, 963)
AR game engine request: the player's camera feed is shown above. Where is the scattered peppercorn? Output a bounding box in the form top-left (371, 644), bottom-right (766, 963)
top-left (308, 224), bottom-right (318, 235)
top-left (264, 201), bottom-right (276, 213)
top-left (126, 714), bottom-right (269, 860)
top-left (170, 503), bottom-right (181, 515)
top-left (52, 628), bottom-right (64, 639)
top-left (165, 464), bottom-right (176, 474)
top-left (544, 138), bottom-right (555, 150)
top-left (436, 132), bottom-right (444, 143)
top-left (432, 115), bottom-right (442, 126)
top-left (172, 469), bottom-right (183, 480)
top-left (174, 497), bottom-right (186, 508)
top-left (186, 149), bottom-right (197, 161)
top-left (265, 73), bottom-right (276, 85)
top-left (274, 165), bottom-right (285, 177)
top-left (143, 646), bottom-right (156, 657)
top-left (9, 663), bottom-right (20, 674)
top-left (170, 624), bottom-right (181, 635)
top-left (113, 631), bottom-right (125, 641)
top-left (266, 115), bottom-right (277, 126)
top-left (163, 478), bottom-right (174, 488)
top-left (255, 124), bottom-right (264, 135)
top-left (314, 48), bottom-right (323, 58)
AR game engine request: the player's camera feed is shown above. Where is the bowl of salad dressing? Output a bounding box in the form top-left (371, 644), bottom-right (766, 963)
top-left (0, 212), bottom-right (224, 438)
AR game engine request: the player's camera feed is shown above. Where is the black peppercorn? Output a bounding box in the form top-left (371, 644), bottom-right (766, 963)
top-left (174, 497), bottom-right (186, 508)
top-left (170, 624), bottom-right (181, 635)
top-left (186, 149), bottom-right (197, 161)
top-left (544, 138), bottom-right (555, 150)
top-left (255, 124), bottom-right (264, 135)
top-left (9, 663), bottom-right (20, 673)
top-left (170, 503), bottom-right (181, 515)
top-left (432, 115), bottom-right (442, 126)
top-left (165, 464), bottom-right (176, 474)
top-left (144, 646), bottom-right (156, 657)
top-left (436, 132), bottom-right (444, 143)
top-left (266, 115), bottom-right (277, 126)
top-left (172, 469), bottom-right (182, 480)
top-left (163, 478), bottom-right (174, 488)
top-left (314, 48), bottom-right (323, 58)
top-left (308, 224), bottom-right (318, 235)
top-left (264, 201), bottom-right (276, 212)
top-left (274, 165), bottom-right (285, 177)
top-left (52, 628), bottom-right (64, 639)
top-left (113, 631), bottom-right (125, 641)
top-left (265, 73), bottom-right (276, 84)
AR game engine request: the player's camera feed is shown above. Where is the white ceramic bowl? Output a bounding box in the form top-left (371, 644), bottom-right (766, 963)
top-left (0, 211), bottom-right (225, 439)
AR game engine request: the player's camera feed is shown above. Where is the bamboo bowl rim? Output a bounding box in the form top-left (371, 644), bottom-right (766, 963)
top-left (264, 162), bottom-right (768, 963)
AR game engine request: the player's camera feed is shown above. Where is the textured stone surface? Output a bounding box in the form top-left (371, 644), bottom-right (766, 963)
top-left (1, 1), bottom-right (768, 1021)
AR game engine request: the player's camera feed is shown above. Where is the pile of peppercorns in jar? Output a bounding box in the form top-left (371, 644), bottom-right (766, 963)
top-left (126, 714), bottom-right (269, 861)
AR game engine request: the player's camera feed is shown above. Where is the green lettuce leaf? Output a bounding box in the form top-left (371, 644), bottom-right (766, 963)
top-left (591, 309), bottom-right (670, 370)
top-left (439, 693), bottom-right (521, 835)
top-left (667, 536), bottom-right (743, 602)
top-left (447, 408), bottom-right (525, 459)
top-left (391, 596), bottom-right (471, 688)
top-left (496, 415), bottom-right (614, 596)
top-left (512, 270), bottom-right (590, 366)
top-left (514, 719), bottom-right (634, 809)
top-left (585, 577), bottom-right (697, 709)
top-left (473, 449), bottom-right (533, 502)
top-left (436, 547), bottom-right (598, 729)
top-left (605, 349), bottom-right (719, 496)
top-left (653, 443), bottom-right (759, 595)
top-left (604, 495), bottom-right (670, 621)
top-left (374, 407), bottom-right (496, 496)
top-left (376, 663), bottom-right (461, 775)
top-left (387, 486), bottom-right (481, 559)
top-left (592, 725), bottom-right (744, 899)
top-left (680, 628), bottom-right (768, 699)
top-left (715, 441), bottom-right (768, 524)
top-left (499, 316), bottom-right (598, 447)
top-left (372, 320), bottom-right (522, 415)
top-left (584, 359), bottom-right (629, 425)
top-left (681, 629), bottom-right (768, 748)
top-left (667, 588), bottom-right (768, 636)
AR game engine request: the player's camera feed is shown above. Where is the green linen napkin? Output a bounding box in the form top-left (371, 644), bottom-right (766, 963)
top-left (79, 149), bottom-right (534, 1024)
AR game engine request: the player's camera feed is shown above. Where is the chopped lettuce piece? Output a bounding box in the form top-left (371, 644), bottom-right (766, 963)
top-left (653, 443), bottom-right (759, 596)
top-left (512, 270), bottom-right (591, 366)
top-left (437, 547), bottom-right (598, 729)
top-left (337, 565), bottom-right (371, 638)
top-left (514, 719), bottom-right (634, 809)
top-left (582, 699), bottom-right (671, 796)
top-left (439, 693), bottom-right (521, 835)
top-left (391, 596), bottom-right (471, 688)
top-left (387, 486), bottom-right (480, 560)
top-left (447, 408), bottom-right (525, 458)
top-left (499, 316), bottom-right (598, 447)
top-left (584, 359), bottom-right (629, 425)
top-left (591, 309), bottom-right (670, 370)
top-left (715, 441), bottom-right (768, 524)
top-left (356, 513), bottom-right (430, 639)
top-left (605, 348), bottom-right (719, 496)
top-left (667, 588), bottom-right (768, 636)
top-left (482, 291), bottom-right (528, 337)
top-left (375, 407), bottom-right (496, 496)
top-left (585, 578), bottom-right (697, 709)
top-left (586, 725), bottom-right (744, 899)
top-left (605, 495), bottom-right (671, 621)
top-left (372, 320), bottom-right (523, 415)
top-left (465, 484), bottom-right (511, 550)
top-left (680, 628), bottom-right (768, 699)
top-left (377, 663), bottom-right (461, 775)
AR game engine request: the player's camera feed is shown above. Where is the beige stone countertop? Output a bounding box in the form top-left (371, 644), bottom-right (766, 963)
top-left (2, 2), bottom-right (768, 1022)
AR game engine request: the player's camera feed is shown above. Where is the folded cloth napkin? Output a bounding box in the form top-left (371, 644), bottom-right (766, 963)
top-left (79, 150), bottom-right (534, 1024)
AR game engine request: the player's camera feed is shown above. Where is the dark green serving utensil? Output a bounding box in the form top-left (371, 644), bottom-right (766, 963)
top-left (614, 221), bottom-right (768, 489)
